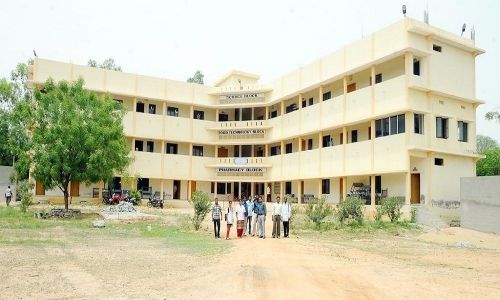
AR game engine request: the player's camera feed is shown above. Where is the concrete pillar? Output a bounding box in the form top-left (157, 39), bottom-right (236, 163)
top-left (265, 144), bottom-right (269, 157)
top-left (279, 181), bottom-right (284, 201)
top-left (405, 172), bottom-right (411, 205)
top-left (370, 175), bottom-right (375, 206)
top-left (238, 182), bottom-right (242, 198)
top-left (265, 106), bottom-right (269, 120)
top-left (342, 176), bottom-right (347, 200)
top-left (215, 109), bottom-right (219, 122)
top-left (160, 179), bottom-right (164, 201)
top-left (187, 180), bottom-right (192, 200)
top-left (297, 180), bottom-right (302, 204)
top-left (318, 179), bottom-right (322, 199)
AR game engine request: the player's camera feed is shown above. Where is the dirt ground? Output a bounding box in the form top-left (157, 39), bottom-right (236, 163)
top-left (1, 203), bottom-right (500, 299)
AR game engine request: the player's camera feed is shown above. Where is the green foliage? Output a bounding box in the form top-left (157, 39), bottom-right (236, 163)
top-left (129, 189), bottom-right (142, 205)
top-left (336, 197), bottom-right (364, 225)
top-left (87, 58), bottom-right (122, 71)
top-left (28, 78), bottom-right (131, 210)
top-left (476, 134), bottom-right (499, 154)
top-left (485, 111), bottom-right (500, 123)
top-left (189, 191), bottom-right (212, 230)
top-left (305, 197), bottom-right (334, 229)
top-left (18, 180), bottom-right (34, 213)
top-left (410, 206), bottom-right (417, 223)
top-left (187, 70), bottom-right (204, 84)
top-left (376, 197), bottom-right (403, 223)
top-left (477, 148), bottom-right (500, 176)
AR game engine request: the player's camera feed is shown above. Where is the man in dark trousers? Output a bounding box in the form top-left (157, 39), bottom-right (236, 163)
top-left (281, 196), bottom-right (292, 237)
top-left (211, 198), bottom-right (222, 238)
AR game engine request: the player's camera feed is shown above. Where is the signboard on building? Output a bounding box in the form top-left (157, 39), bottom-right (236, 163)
top-left (219, 93), bottom-right (265, 104)
top-left (216, 167), bottom-right (265, 177)
top-left (218, 129), bottom-right (265, 139)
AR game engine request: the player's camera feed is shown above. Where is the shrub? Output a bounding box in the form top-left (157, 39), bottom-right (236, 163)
top-left (18, 180), bottom-right (34, 213)
top-left (336, 197), bottom-right (364, 225)
top-left (410, 206), bottom-right (417, 223)
top-left (189, 190), bottom-right (212, 231)
top-left (378, 197), bottom-right (403, 223)
top-left (304, 197), bottom-right (334, 229)
top-left (128, 190), bottom-right (142, 205)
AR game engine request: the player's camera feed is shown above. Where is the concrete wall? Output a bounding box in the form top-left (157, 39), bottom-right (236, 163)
top-left (461, 176), bottom-right (500, 234)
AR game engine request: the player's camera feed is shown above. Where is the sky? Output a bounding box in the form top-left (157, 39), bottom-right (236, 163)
top-left (1, 0), bottom-right (499, 141)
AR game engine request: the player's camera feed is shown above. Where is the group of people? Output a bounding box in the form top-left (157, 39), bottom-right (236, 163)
top-left (211, 194), bottom-right (292, 240)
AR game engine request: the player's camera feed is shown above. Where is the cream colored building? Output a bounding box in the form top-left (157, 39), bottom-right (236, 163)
top-left (29, 17), bottom-right (484, 206)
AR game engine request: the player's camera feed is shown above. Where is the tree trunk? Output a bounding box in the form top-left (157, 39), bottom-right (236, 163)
top-left (63, 182), bottom-right (69, 211)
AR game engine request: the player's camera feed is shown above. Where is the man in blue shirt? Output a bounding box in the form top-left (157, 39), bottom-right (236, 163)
top-left (254, 196), bottom-right (267, 238)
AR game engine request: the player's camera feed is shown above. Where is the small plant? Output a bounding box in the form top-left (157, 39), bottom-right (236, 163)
top-left (336, 197), bottom-right (364, 225)
top-left (304, 197), bottom-right (334, 229)
top-left (189, 190), bottom-right (212, 231)
top-left (378, 197), bottom-right (402, 223)
top-left (128, 190), bottom-right (142, 205)
top-left (410, 206), bottom-right (417, 223)
top-left (18, 180), bottom-right (34, 213)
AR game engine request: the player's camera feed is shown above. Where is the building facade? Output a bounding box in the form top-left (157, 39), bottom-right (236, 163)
top-left (29, 17), bottom-right (484, 205)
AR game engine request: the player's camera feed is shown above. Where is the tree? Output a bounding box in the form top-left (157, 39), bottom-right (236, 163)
top-left (477, 134), bottom-right (499, 154)
top-left (189, 190), bottom-right (211, 230)
top-left (28, 78), bottom-right (131, 210)
top-left (485, 110), bottom-right (500, 123)
top-left (187, 70), bottom-right (204, 84)
top-left (477, 148), bottom-right (500, 176)
top-left (87, 58), bottom-right (122, 71)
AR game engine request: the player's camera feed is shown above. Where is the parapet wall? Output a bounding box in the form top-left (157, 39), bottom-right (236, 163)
top-left (460, 176), bottom-right (500, 234)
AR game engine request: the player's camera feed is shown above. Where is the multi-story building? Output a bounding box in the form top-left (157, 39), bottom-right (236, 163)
top-left (29, 17), bottom-right (483, 206)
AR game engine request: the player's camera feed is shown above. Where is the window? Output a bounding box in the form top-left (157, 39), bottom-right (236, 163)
top-left (135, 140), bottom-right (144, 152)
top-left (194, 110), bottom-right (204, 120)
top-left (375, 119), bottom-right (382, 138)
top-left (270, 146), bottom-right (280, 156)
top-left (433, 44), bottom-right (442, 52)
top-left (375, 176), bottom-right (381, 194)
top-left (458, 121), bottom-right (468, 142)
top-left (397, 114), bottom-right (405, 134)
top-left (226, 183), bottom-right (231, 194)
top-left (308, 139), bottom-right (313, 150)
top-left (285, 182), bottom-right (292, 195)
top-left (286, 103), bottom-right (297, 114)
top-left (167, 106), bottom-right (179, 117)
top-left (146, 141), bottom-right (154, 153)
top-left (285, 143), bottom-right (293, 154)
top-left (148, 104), bottom-right (156, 114)
top-left (193, 145), bottom-right (203, 157)
top-left (137, 178), bottom-right (149, 192)
top-left (436, 117), bottom-right (449, 139)
top-left (351, 130), bottom-right (358, 143)
top-left (322, 91), bottom-right (331, 101)
top-left (219, 113), bottom-right (228, 121)
top-left (322, 179), bottom-right (330, 194)
top-left (414, 113), bottom-right (424, 134)
top-left (302, 100), bottom-right (306, 108)
top-left (375, 114), bottom-right (405, 138)
top-left (322, 135), bottom-right (333, 147)
top-left (309, 98), bottom-right (314, 106)
top-left (375, 73), bottom-right (383, 84)
top-left (413, 59), bottom-right (421, 76)
top-left (211, 182), bottom-right (214, 193)
top-left (270, 110), bottom-right (278, 119)
top-left (136, 102), bottom-right (144, 113)
top-left (434, 158), bottom-right (444, 166)
top-left (166, 143), bottom-right (178, 154)
top-left (217, 182), bottom-right (226, 195)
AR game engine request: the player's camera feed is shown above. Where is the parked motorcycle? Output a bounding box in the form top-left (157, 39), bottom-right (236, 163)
top-left (147, 194), bottom-right (163, 209)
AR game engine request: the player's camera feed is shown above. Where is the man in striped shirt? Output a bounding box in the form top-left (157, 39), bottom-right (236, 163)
top-left (212, 198), bottom-right (222, 238)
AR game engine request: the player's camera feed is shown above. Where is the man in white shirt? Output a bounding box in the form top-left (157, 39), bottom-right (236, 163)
top-left (5, 186), bottom-right (12, 206)
top-left (281, 197), bottom-right (292, 238)
top-left (272, 196), bottom-right (282, 238)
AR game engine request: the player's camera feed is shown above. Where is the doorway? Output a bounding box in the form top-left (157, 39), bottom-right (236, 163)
top-left (173, 180), bottom-right (181, 199)
top-left (339, 177), bottom-right (344, 200)
top-left (219, 113), bottom-right (228, 122)
top-left (218, 147), bottom-right (228, 158)
top-left (347, 83), bottom-right (356, 93)
top-left (70, 181), bottom-right (80, 197)
top-left (35, 180), bottom-right (45, 196)
top-left (190, 181), bottom-right (196, 198)
top-left (411, 174), bottom-right (420, 204)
